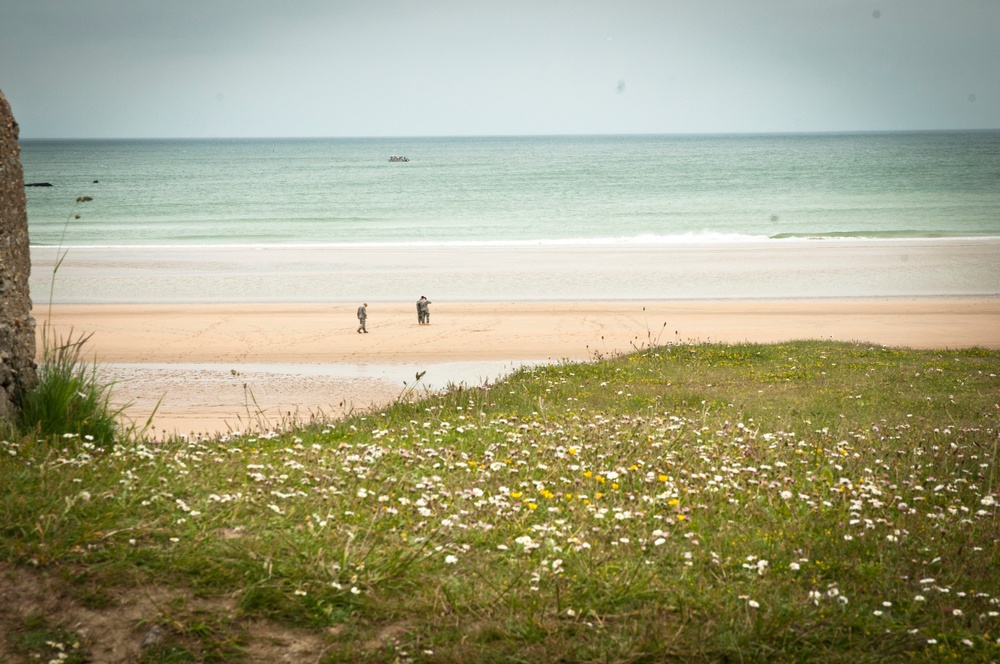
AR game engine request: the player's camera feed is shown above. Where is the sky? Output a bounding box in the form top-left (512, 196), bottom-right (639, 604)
top-left (1, 0), bottom-right (998, 139)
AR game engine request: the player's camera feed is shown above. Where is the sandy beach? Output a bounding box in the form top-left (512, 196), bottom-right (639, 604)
top-left (25, 238), bottom-right (1000, 434)
top-left (38, 299), bottom-right (1000, 436)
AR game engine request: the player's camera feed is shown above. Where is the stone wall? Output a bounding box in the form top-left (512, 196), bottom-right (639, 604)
top-left (0, 89), bottom-right (37, 420)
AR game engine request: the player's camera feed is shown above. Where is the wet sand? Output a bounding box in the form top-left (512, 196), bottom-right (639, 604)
top-left (30, 238), bottom-right (1000, 303)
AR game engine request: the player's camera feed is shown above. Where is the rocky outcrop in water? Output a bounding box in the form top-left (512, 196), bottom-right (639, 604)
top-left (0, 89), bottom-right (37, 420)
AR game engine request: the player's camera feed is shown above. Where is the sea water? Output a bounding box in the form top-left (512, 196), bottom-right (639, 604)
top-left (21, 132), bottom-right (1000, 247)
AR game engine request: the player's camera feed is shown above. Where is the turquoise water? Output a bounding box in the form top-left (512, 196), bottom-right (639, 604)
top-left (21, 132), bottom-right (1000, 247)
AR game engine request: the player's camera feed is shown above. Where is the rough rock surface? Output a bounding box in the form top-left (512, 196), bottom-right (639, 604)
top-left (0, 89), bottom-right (36, 420)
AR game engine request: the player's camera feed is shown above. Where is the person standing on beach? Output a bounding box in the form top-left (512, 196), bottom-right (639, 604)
top-left (357, 303), bottom-right (368, 333)
top-left (418, 296), bottom-right (431, 324)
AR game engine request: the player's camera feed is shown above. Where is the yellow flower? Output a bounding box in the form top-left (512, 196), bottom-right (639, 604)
top-left (677, 515), bottom-right (686, 521)
top-left (658, 474), bottom-right (668, 482)
top-left (611, 483), bottom-right (619, 490)
top-left (568, 448), bottom-right (578, 455)
top-left (511, 491), bottom-right (522, 499)
top-left (583, 471), bottom-right (593, 478)
top-left (668, 499), bottom-right (680, 506)
top-left (528, 503), bottom-right (538, 510)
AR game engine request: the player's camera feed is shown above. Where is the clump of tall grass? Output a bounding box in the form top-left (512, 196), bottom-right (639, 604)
top-left (15, 325), bottom-right (123, 445)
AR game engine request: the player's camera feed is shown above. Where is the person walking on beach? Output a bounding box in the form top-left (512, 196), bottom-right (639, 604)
top-left (357, 303), bottom-right (368, 333)
top-left (418, 296), bottom-right (431, 324)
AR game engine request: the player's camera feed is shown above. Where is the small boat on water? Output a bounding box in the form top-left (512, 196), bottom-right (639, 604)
top-left (388, 155), bottom-right (409, 162)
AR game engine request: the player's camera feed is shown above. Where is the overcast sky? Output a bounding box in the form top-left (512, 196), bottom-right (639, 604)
top-left (1, 0), bottom-right (998, 139)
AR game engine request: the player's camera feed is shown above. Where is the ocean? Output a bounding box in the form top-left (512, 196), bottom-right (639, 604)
top-left (21, 132), bottom-right (1000, 248)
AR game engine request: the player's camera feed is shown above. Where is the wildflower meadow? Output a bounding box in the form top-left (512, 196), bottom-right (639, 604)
top-left (2, 340), bottom-right (998, 662)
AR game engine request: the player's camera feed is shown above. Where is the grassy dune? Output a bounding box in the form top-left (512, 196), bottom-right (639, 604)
top-left (2, 340), bottom-right (999, 663)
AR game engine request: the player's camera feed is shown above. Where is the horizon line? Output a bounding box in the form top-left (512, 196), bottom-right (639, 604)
top-left (19, 127), bottom-right (1000, 142)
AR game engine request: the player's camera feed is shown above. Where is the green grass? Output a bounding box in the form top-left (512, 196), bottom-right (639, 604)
top-left (2, 340), bottom-right (999, 662)
top-left (8, 324), bottom-right (154, 448)
top-left (13, 326), bottom-right (126, 446)
top-left (7, 613), bottom-right (88, 664)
